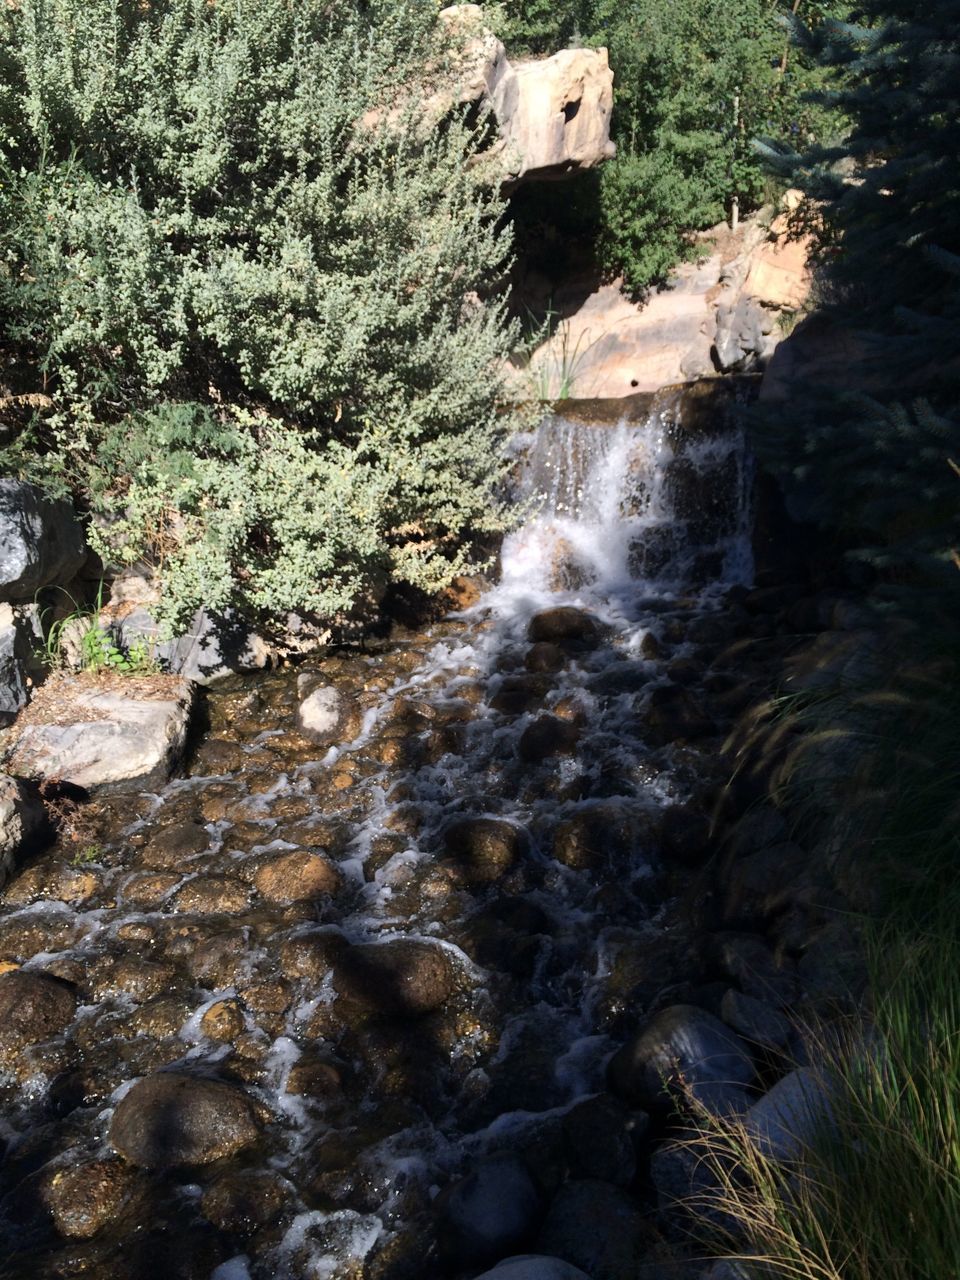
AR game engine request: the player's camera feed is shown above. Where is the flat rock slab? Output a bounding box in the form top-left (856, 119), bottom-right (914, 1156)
top-left (8, 674), bottom-right (195, 794)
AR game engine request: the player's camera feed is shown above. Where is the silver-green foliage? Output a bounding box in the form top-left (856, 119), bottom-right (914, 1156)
top-left (0, 0), bottom-right (521, 625)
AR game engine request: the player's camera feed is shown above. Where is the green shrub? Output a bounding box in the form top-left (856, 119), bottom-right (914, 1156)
top-left (0, 0), bottom-right (523, 626)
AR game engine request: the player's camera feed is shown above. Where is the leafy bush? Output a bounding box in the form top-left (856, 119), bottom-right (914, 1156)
top-left (0, 0), bottom-right (522, 626)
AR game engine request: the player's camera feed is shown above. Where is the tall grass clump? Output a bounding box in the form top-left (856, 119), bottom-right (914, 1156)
top-left (0, 0), bottom-right (524, 628)
top-left (691, 649), bottom-right (960, 1280)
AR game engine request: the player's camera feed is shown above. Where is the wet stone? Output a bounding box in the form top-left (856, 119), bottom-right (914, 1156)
top-left (643, 685), bottom-right (715, 743)
top-left (525, 642), bottom-right (567, 673)
top-left (38, 1158), bottom-right (141, 1239)
top-left (561, 1095), bottom-right (639, 1186)
top-left (0, 910), bottom-right (87, 961)
top-left (139, 820), bottom-right (210, 869)
top-left (201, 1168), bottom-right (288, 1235)
top-left (254, 850), bottom-right (341, 903)
top-left (518, 715), bottom-right (581, 763)
top-left (109, 1072), bottom-right (263, 1168)
top-left (201, 998), bottom-right (245, 1042)
top-left (527, 608), bottom-right (600, 648)
top-left (171, 875), bottom-right (251, 915)
top-left (120, 996), bottom-right (194, 1040)
top-left (490, 674), bottom-right (553, 716)
top-left (442, 816), bottom-right (526, 887)
top-left (333, 939), bottom-right (456, 1017)
top-left (86, 956), bottom-right (179, 1004)
top-left (0, 969), bottom-right (76, 1063)
top-left (2, 861), bottom-right (100, 908)
top-left (121, 871), bottom-right (181, 908)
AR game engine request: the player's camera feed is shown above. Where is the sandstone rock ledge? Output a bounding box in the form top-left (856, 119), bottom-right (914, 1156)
top-left (6, 672), bottom-right (195, 794)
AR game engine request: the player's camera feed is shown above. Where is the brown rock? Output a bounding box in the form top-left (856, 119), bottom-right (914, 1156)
top-left (442, 817), bottom-right (526, 886)
top-left (110, 1073), bottom-right (263, 1168)
top-left (518, 715), bottom-right (581, 763)
top-left (39, 1158), bottom-right (139, 1239)
top-left (121, 871), bottom-right (181, 908)
top-left (0, 970), bottom-right (76, 1063)
top-left (201, 999), bottom-right (245, 1042)
top-left (527, 607), bottom-right (599, 647)
top-left (333, 939), bottom-right (456, 1017)
top-left (201, 1169), bottom-right (287, 1234)
top-left (171, 875), bottom-right (250, 915)
top-left (254, 850), bottom-right (340, 903)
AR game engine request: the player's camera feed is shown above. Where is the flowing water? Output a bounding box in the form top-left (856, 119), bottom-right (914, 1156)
top-left (0, 384), bottom-right (754, 1280)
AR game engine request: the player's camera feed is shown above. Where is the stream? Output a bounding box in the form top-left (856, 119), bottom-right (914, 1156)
top-left (0, 382), bottom-right (757, 1280)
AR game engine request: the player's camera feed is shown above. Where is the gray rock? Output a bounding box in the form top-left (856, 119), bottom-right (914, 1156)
top-left (9, 677), bottom-right (195, 793)
top-left (712, 296), bottom-right (774, 373)
top-left (118, 606), bottom-right (274, 684)
top-left (0, 773), bottom-right (47, 887)
top-left (474, 1258), bottom-right (591, 1280)
top-left (294, 673), bottom-right (364, 746)
top-left (607, 1005), bottom-right (754, 1116)
top-left (439, 1152), bottom-right (541, 1264)
top-left (745, 1068), bottom-right (834, 1162)
top-left (649, 1143), bottom-right (737, 1239)
top-left (720, 989), bottom-right (792, 1054)
top-left (0, 479), bottom-right (86, 601)
top-left (0, 602), bottom-right (42, 725)
top-left (109, 1073), bottom-right (262, 1168)
top-left (536, 1179), bottom-right (653, 1280)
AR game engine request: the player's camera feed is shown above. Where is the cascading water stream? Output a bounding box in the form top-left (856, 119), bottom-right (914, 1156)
top-left (0, 384), bottom-right (753, 1280)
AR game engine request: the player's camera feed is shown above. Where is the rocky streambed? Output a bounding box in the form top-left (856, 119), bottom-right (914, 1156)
top-left (0, 385), bottom-right (864, 1280)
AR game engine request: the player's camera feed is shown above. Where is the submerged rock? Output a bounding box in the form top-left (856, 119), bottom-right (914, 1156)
top-left (0, 970), bottom-right (76, 1064)
top-left (442, 816), bottom-right (526, 885)
top-left (38, 1158), bottom-right (141, 1239)
top-left (607, 1004), bottom-right (754, 1116)
top-left (296, 673), bottom-right (362, 746)
top-left (254, 849), bottom-right (341, 902)
top-left (109, 1073), bottom-right (263, 1168)
top-left (333, 939), bottom-right (456, 1017)
top-left (518, 715), bottom-right (581, 763)
top-left (527, 608), bottom-right (600, 647)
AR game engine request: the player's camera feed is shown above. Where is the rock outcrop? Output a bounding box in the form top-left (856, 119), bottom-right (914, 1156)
top-left (0, 773), bottom-right (46, 887)
top-left (0, 479), bottom-right (87, 602)
top-left (383, 5), bottom-right (615, 187)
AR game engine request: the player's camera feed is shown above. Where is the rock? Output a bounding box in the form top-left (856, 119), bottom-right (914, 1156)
top-left (254, 850), bottom-right (341, 903)
top-left (518, 715), bottom-right (581, 763)
top-left (649, 1142), bottom-right (734, 1237)
top-left (720, 989), bottom-right (792, 1054)
top-left (741, 195), bottom-right (812, 312)
top-left (562, 1094), bottom-right (639, 1186)
top-left (141, 819), bottom-right (210, 867)
top-left (607, 1004), bottom-right (754, 1116)
top-left (39, 1158), bottom-right (140, 1239)
top-left (0, 602), bottom-right (43, 725)
top-left (201, 999), bottom-right (246, 1042)
top-left (660, 806), bottom-right (711, 868)
top-left (109, 1073), bottom-right (263, 1168)
top-left (643, 686), bottom-right (715, 743)
top-left (296, 673), bottom-right (362, 746)
top-left (117, 605), bottom-right (274, 684)
top-left (744, 1067), bottom-right (834, 1162)
top-left (0, 970), bottom-right (76, 1064)
top-left (333, 939), bottom-right (456, 1017)
top-left (8, 676), bottom-right (195, 793)
top-left (0, 478), bottom-right (86, 601)
top-left (527, 608), bottom-right (600, 647)
top-left (536, 1179), bottom-right (656, 1280)
top-left (432, 7), bottom-right (615, 186)
top-left (171, 875), bottom-right (251, 915)
top-left (473, 1259), bottom-right (591, 1280)
top-left (525, 641), bottom-right (567, 673)
top-left (712, 294), bottom-right (775, 373)
top-left (439, 1152), bottom-right (541, 1264)
top-left (0, 773), bottom-right (47, 886)
top-left (201, 1169), bottom-right (288, 1233)
top-left (442, 816), bottom-right (526, 885)
top-left (720, 842), bottom-right (808, 927)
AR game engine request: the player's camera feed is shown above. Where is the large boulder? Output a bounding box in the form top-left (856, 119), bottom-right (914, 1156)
top-left (0, 479), bottom-right (86, 601)
top-left (109, 1073), bottom-right (263, 1168)
top-left (8, 675), bottom-right (195, 793)
top-left (744, 1067), bottom-right (834, 1162)
top-left (607, 1004), bottom-right (754, 1116)
top-left (375, 6), bottom-right (615, 188)
top-left (0, 773), bottom-right (47, 887)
